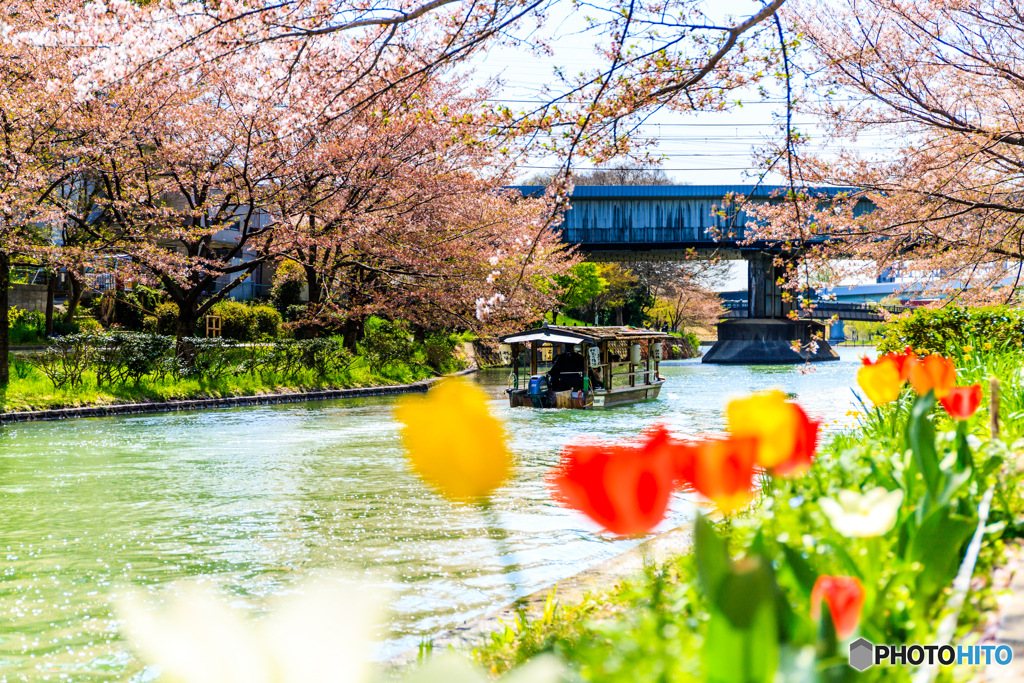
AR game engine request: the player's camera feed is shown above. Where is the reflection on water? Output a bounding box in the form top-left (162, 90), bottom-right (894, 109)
top-left (0, 349), bottom-right (865, 680)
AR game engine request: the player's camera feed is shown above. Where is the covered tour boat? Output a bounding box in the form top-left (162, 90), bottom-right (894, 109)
top-left (498, 324), bottom-right (671, 409)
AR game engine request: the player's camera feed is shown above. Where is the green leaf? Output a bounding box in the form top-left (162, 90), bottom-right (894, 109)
top-left (703, 603), bottom-right (779, 683)
top-left (779, 543), bottom-right (818, 597)
top-left (955, 421), bottom-right (972, 472)
top-left (909, 507), bottom-right (976, 599)
top-left (716, 556), bottom-right (774, 629)
top-left (907, 393), bottom-right (941, 504)
top-left (695, 513), bottom-right (732, 598)
top-left (936, 467), bottom-right (972, 508)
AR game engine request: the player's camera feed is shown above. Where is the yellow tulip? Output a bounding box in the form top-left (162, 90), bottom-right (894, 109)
top-left (857, 358), bottom-right (902, 406)
top-left (726, 390), bottom-right (798, 469)
top-left (395, 379), bottom-right (511, 501)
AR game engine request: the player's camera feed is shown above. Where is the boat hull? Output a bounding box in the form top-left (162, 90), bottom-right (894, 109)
top-left (507, 382), bottom-right (663, 409)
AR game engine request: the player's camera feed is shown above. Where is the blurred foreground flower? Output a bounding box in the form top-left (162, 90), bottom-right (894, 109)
top-left (395, 379), bottom-right (511, 501)
top-left (940, 384), bottom-right (982, 420)
top-left (811, 575), bottom-right (864, 640)
top-left (819, 487), bottom-right (904, 538)
top-left (726, 390), bottom-right (820, 474)
top-left (119, 577), bottom-right (382, 683)
top-left (857, 357), bottom-right (902, 406)
top-left (908, 354), bottom-right (956, 399)
top-left (672, 436), bottom-right (757, 514)
top-left (550, 429), bottom-right (675, 535)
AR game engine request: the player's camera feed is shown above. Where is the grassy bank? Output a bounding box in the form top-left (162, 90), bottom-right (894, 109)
top-left (470, 341), bottom-right (1024, 682)
top-left (2, 349), bottom-right (462, 413)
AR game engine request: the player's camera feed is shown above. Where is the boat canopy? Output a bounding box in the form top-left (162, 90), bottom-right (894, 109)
top-left (499, 325), bottom-right (671, 345)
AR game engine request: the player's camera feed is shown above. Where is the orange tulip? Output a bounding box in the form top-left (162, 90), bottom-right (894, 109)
top-left (857, 357), bottom-right (903, 405)
top-left (940, 384), bottom-right (982, 420)
top-left (881, 346), bottom-right (917, 380)
top-left (726, 391), bottom-right (820, 473)
top-left (908, 354), bottom-right (957, 399)
top-left (671, 436), bottom-right (757, 514)
top-left (811, 575), bottom-right (864, 640)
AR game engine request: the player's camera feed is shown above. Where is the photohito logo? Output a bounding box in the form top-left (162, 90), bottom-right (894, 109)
top-left (848, 638), bottom-right (1013, 671)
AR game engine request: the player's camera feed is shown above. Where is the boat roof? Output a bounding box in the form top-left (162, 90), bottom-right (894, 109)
top-left (499, 325), bottom-right (671, 344)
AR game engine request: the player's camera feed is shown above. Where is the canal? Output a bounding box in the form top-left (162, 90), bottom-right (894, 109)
top-left (0, 349), bottom-right (866, 681)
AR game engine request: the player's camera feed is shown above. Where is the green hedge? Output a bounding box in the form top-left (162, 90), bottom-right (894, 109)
top-left (878, 305), bottom-right (1024, 355)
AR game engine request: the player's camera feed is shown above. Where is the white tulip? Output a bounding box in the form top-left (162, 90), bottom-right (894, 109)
top-left (818, 487), bottom-right (904, 538)
top-left (119, 576), bottom-right (382, 683)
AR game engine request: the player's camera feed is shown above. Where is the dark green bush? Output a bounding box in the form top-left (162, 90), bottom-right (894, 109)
top-left (154, 302), bottom-right (179, 335)
top-left (92, 332), bottom-right (174, 386)
top-left (424, 333), bottom-right (459, 372)
top-left (361, 318), bottom-right (415, 371)
top-left (251, 305), bottom-right (282, 339)
top-left (271, 260), bottom-right (305, 315)
top-left (209, 300), bottom-right (254, 340)
top-left (878, 305), bottom-right (1024, 355)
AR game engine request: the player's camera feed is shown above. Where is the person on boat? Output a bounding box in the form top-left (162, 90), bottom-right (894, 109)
top-left (549, 350), bottom-right (586, 392)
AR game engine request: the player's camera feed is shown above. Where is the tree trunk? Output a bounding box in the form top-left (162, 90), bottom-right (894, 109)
top-left (45, 271), bottom-right (55, 336)
top-left (175, 307), bottom-right (199, 362)
top-left (304, 265), bottom-right (321, 306)
top-left (0, 251), bottom-right (9, 386)
top-left (342, 316), bottom-right (363, 353)
top-left (615, 306), bottom-right (624, 326)
top-left (412, 324), bottom-right (426, 344)
top-left (64, 270), bottom-right (84, 323)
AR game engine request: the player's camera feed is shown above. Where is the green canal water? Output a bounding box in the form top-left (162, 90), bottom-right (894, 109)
top-left (0, 349), bottom-right (868, 681)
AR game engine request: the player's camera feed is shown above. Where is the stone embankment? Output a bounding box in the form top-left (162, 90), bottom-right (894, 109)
top-left (0, 367), bottom-right (477, 425)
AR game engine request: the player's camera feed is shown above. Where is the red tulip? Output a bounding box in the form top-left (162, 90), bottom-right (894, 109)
top-left (550, 430), bottom-right (676, 535)
top-left (671, 436), bottom-right (758, 514)
top-left (940, 384), bottom-right (982, 420)
top-left (811, 575), bottom-right (864, 640)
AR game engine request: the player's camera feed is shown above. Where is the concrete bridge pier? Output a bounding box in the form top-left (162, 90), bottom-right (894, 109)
top-left (702, 252), bottom-right (840, 365)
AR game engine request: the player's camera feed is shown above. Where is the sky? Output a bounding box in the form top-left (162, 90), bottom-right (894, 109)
top-left (461, 0), bottom-right (897, 289)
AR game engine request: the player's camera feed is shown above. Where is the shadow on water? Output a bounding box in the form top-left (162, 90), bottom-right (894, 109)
top-left (0, 349), bottom-right (866, 678)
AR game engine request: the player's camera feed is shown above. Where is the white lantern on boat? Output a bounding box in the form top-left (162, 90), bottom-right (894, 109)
top-left (498, 344), bottom-right (512, 365)
top-left (629, 343), bottom-right (642, 364)
top-left (588, 346), bottom-right (601, 367)
top-left (653, 342), bottom-right (663, 361)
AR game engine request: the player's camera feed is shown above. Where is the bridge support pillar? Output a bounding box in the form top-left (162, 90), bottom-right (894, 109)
top-left (703, 252), bottom-right (839, 364)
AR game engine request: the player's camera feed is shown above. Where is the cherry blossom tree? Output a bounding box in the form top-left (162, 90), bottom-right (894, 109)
top-left (744, 0), bottom-right (1024, 304)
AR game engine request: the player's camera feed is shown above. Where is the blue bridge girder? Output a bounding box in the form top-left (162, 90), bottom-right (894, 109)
top-left (720, 300), bottom-right (908, 323)
top-left (513, 184), bottom-right (872, 261)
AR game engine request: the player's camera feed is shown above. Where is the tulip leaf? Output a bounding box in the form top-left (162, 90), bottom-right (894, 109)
top-left (954, 421), bottom-right (972, 472)
top-left (779, 543), bottom-right (818, 597)
top-left (694, 514), bottom-right (731, 599)
top-left (715, 556), bottom-right (775, 629)
top-left (703, 603), bottom-right (779, 683)
top-left (909, 507), bottom-right (976, 598)
top-left (907, 393), bottom-right (941, 504)
top-left (936, 467), bottom-right (972, 509)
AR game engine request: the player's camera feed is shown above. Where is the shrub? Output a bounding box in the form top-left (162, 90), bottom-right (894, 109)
top-left (76, 317), bottom-right (103, 333)
top-left (424, 333), bottom-right (459, 372)
top-left (361, 318), bottom-right (415, 371)
top-left (208, 300), bottom-right (255, 341)
top-left (92, 332), bottom-right (174, 386)
top-left (271, 260), bottom-right (305, 315)
top-left (8, 306), bottom-right (45, 344)
top-left (878, 305), bottom-right (1024, 355)
top-left (251, 305), bottom-right (282, 339)
top-left (174, 337), bottom-right (238, 380)
top-left (33, 334), bottom-right (95, 389)
top-left (154, 303), bottom-right (179, 335)
top-left (142, 315), bottom-right (158, 333)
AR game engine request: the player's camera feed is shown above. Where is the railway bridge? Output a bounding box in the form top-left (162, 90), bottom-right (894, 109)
top-left (515, 184), bottom-right (878, 364)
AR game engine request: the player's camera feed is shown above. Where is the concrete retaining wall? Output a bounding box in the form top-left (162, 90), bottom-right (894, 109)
top-left (10, 284), bottom-right (47, 313)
